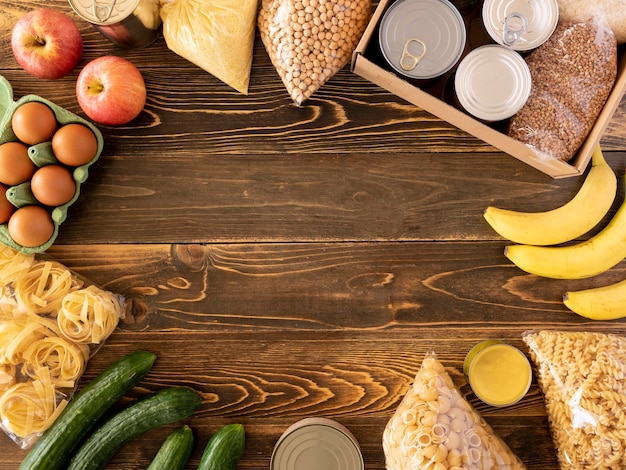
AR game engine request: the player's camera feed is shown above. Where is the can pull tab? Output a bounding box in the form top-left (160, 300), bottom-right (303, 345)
top-left (400, 38), bottom-right (427, 71)
top-left (92, 0), bottom-right (116, 22)
top-left (503, 12), bottom-right (527, 46)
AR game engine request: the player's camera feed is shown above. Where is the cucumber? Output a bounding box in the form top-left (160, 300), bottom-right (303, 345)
top-left (68, 386), bottom-right (202, 470)
top-left (147, 425), bottom-right (194, 470)
top-left (18, 350), bottom-right (156, 470)
top-left (197, 423), bottom-right (245, 470)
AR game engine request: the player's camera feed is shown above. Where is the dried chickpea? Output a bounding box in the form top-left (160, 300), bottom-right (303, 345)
top-left (259, 0), bottom-right (371, 105)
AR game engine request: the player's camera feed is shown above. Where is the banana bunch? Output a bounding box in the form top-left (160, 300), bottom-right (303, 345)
top-left (485, 146), bottom-right (626, 320)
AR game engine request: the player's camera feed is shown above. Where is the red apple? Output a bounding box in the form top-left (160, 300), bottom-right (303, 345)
top-left (11, 8), bottom-right (83, 80)
top-left (76, 56), bottom-right (146, 126)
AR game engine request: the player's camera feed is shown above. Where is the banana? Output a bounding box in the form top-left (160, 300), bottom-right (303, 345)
top-left (484, 146), bottom-right (617, 245)
top-left (505, 172), bottom-right (626, 279)
top-left (563, 279), bottom-right (626, 320)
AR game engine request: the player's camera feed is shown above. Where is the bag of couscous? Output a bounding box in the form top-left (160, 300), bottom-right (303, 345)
top-left (160, 0), bottom-right (258, 94)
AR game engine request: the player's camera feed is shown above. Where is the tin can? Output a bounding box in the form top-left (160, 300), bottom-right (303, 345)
top-left (271, 417), bottom-right (364, 470)
top-left (378, 0), bottom-right (466, 81)
top-left (68, 0), bottom-right (161, 49)
top-left (482, 0), bottom-right (559, 51)
top-left (463, 340), bottom-right (532, 407)
top-left (454, 44), bottom-right (531, 122)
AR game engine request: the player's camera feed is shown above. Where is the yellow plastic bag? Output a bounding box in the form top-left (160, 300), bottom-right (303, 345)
top-left (160, 0), bottom-right (258, 94)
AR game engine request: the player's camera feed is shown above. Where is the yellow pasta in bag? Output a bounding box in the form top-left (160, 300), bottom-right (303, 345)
top-left (160, 0), bottom-right (258, 94)
top-left (383, 351), bottom-right (526, 470)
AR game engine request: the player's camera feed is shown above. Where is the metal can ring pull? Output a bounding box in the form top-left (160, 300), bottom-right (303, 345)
top-left (503, 12), bottom-right (527, 46)
top-left (92, 0), bottom-right (116, 22)
top-left (400, 38), bottom-right (427, 71)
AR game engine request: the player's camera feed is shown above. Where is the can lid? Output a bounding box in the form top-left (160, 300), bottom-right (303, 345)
top-left (454, 44), bottom-right (531, 122)
top-left (68, 0), bottom-right (140, 25)
top-left (482, 0), bottom-right (558, 51)
top-left (379, 0), bottom-right (466, 80)
top-left (271, 418), bottom-right (364, 470)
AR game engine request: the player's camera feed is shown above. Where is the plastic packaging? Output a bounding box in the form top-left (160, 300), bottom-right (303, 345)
top-left (382, 351), bottom-right (526, 470)
top-left (0, 246), bottom-right (124, 448)
top-left (523, 330), bottom-right (626, 470)
top-left (160, 0), bottom-right (258, 94)
top-left (557, 0), bottom-right (626, 44)
top-left (506, 15), bottom-right (617, 162)
top-left (258, 0), bottom-right (371, 105)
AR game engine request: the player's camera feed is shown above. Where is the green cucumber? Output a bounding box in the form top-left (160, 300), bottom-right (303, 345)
top-left (18, 350), bottom-right (156, 470)
top-left (197, 423), bottom-right (245, 470)
top-left (68, 386), bottom-right (202, 470)
top-left (147, 425), bottom-right (194, 470)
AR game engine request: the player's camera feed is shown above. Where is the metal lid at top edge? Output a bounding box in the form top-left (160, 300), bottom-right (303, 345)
top-left (482, 0), bottom-right (559, 51)
top-left (271, 418), bottom-right (364, 470)
top-left (68, 0), bottom-right (140, 25)
top-left (454, 44), bottom-right (531, 122)
top-left (378, 0), bottom-right (467, 80)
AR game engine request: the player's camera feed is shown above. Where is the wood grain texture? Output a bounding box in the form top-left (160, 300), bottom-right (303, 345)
top-left (2, 1), bottom-right (626, 469)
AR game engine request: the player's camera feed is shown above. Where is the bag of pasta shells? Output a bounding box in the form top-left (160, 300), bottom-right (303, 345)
top-left (0, 246), bottom-right (124, 448)
top-left (258, 0), bottom-right (371, 105)
top-left (523, 330), bottom-right (626, 470)
top-left (160, 0), bottom-right (258, 94)
top-left (383, 351), bottom-right (526, 470)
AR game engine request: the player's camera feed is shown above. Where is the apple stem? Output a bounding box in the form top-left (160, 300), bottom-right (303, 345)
top-left (34, 35), bottom-right (46, 46)
top-left (88, 84), bottom-right (105, 93)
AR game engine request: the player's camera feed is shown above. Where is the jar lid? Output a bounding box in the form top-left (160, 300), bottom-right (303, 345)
top-left (454, 44), bottom-right (531, 122)
top-left (378, 0), bottom-right (466, 80)
top-left (271, 418), bottom-right (364, 470)
top-left (482, 0), bottom-right (559, 51)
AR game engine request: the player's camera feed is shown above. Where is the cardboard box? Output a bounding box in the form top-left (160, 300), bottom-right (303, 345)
top-left (351, 0), bottom-right (626, 179)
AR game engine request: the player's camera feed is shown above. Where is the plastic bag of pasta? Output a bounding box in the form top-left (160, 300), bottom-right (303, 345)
top-left (382, 351), bottom-right (526, 470)
top-left (0, 246), bottom-right (124, 448)
top-left (523, 330), bottom-right (626, 470)
top-left (160, 0), bottom-right (258, 94)
top-left (258, 0), bottom-right (371, 105)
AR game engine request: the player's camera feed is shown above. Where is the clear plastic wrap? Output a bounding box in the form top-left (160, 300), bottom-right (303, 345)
top-left (523, 330), bottom-right (626, 470)
top-left (558, 0), bottom-right (626, 44)
top-left (382, 351), bottom-right (526, 470)
top-left (0, 246), bottom-right (124, 448)
top-left (258, 0), bottom-right (371, 105)
top-left (506, 15), bottom-right (617, 162)
top-left (160, 0), bottom-right (258, 94)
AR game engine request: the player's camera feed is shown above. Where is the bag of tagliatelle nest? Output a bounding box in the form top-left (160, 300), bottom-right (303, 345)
top-left (383, 351), bottom-right (526, 470)
top-left (523, 330), bottom-right (626, 470)
top-left (160, 0), bottom-right (258, 94)
top-left (0, 246), bottom-right (124, 449)
top-left (259, 0), bottom-right (371, 105)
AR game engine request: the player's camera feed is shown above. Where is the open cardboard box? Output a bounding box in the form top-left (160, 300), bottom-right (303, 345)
top-left (351, 0), bottom-right (626, 179)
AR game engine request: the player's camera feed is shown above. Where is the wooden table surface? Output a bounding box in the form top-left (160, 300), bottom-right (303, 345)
top-left (3, 1), bottom-right (626, 469)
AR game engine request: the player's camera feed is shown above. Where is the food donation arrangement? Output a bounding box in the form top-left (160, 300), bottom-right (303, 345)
top-left (3, 0), bottom-right (626, 468)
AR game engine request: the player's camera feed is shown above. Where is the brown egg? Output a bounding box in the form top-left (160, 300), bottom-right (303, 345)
top-left (52, 123), bottom-right (99, 167)
top-left (8, 205), bottom-right (54, 247)
top-left (0, 185), bottom-right (16, 224)
top-left (0, 142), bottom-right (36, 185)
top-left (11, 102), bottom-right (58, 145)
top-left (30, 165), bottom-right (76, 207)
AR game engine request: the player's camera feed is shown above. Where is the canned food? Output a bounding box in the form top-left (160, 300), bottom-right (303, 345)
top-left (454, 44), bottom-right (531, 122)
top-left (482, 0), bottom-right (559, 51)
top-left (271, 418), bottom-right (364, 470)
top-left (68, 0), bottom-right (161, 49)
top-left (464, 340), bottom-right (532, 407)
top-left (378, 0), bottom-right (466, 80)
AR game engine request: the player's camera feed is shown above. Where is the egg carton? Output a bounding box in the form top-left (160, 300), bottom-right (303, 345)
top-left (0, 75), bottom-right (103, 254)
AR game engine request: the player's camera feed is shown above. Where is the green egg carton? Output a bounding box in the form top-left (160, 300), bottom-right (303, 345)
top-left (0, 75), bottom-right (104, 254)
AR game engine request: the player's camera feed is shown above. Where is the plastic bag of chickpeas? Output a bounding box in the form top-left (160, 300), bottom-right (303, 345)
top-left (259, 0), bottom-right (371, 105)
top-left (382, 351), bottom-right (526, 470)
top-left (160, 0), bottom-right (258, 94)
